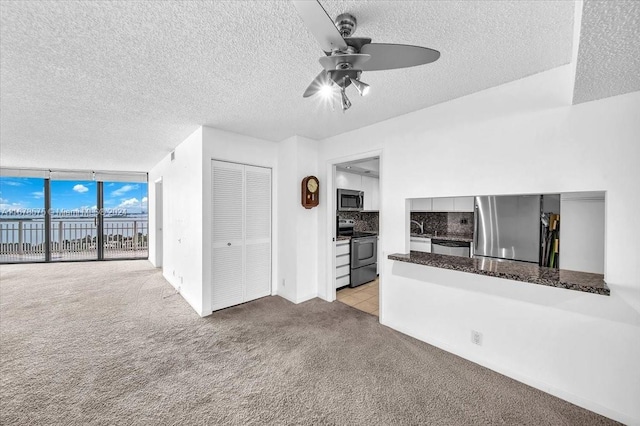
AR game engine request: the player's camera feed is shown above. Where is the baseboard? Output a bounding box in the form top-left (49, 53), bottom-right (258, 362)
top-left (381, 319), bottom-right (636, 425)
top-left (272, 290), bottom-right (318, 305)
top-left (275, 291), bottom-right (296, 304)
top-left (295, 293), bottom-right (317, 304)
top-left (162, 272), bottom-right (204, 317)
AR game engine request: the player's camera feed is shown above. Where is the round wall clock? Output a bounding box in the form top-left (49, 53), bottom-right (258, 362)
top-left (301, 176), bottom-right (320, 209)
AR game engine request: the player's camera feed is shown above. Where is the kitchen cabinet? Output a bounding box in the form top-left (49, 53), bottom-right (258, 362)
top-left (421, 196), bottom-right (474, 212)
top-left (362, 175), bottom-right (379, 211)
top-left (335, 240), bottom-right (351, 289)
top-left (432, 197), bottom-right (454, 212)
top-left (410, 237), bottom-right (431, 253)
top-left (411, 198), bottom-right (432, 211)
top-left (453, 196), bottom-right (474, 212)
top-left (335, 170), bottom-right (362, 191)
top-left (337, 170), bottom-right (379, 211)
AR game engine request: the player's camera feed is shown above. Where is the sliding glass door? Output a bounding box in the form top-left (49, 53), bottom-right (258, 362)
top-left (49, 180), bottom-right (99, 261)
top-left (102, 181), bottom-right (148, 259)
top-left (0, 177), bottom-right (46, 262)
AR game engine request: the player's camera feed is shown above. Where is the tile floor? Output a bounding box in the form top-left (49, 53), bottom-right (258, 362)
top-left (336, 277), bottom-right (379, 316)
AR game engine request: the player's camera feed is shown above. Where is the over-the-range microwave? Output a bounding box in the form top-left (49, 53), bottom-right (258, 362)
top-left (337, 188), bottom-right (364, 211)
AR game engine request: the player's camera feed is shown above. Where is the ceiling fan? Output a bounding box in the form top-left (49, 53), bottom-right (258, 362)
top-left (292, 0), bottom-right (440, 111)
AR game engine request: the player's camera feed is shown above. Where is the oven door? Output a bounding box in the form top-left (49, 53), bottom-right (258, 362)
top-left (351, 236), bottom-right (377, 269)
top-left (338, 189), bottom-right (363, 211)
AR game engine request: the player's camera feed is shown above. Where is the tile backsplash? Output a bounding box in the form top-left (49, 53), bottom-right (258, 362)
top-left (336, 211), bottom-right (471, 235)
top-left (338, 211), bottom-right (379, 233)
top-left (411, 212), bottom-right (474, 235)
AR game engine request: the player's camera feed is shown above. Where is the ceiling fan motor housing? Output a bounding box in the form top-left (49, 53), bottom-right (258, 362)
top-left (334, 13), bottom-right (357, 38)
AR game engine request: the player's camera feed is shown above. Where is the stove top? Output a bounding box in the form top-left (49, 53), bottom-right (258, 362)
top-left (352, 231), bottom-right (378, 238)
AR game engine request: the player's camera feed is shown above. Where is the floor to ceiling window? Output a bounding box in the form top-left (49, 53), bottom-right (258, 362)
top-left (50, 179), bottom-right (98, 261)
top-left (102, 180), bottom-right (148, 259)
top-left (0, 169), bottom-right (148, 263)
top-left (0, 176), bottom-right (46, 263)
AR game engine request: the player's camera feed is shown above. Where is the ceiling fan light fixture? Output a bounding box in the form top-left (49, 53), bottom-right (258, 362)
top-left (319, 82), bottom-right (335, 99)
top-left (340, 87), bottom-right (352, 111)
top-left (351, 78), bottom-right (370, 96)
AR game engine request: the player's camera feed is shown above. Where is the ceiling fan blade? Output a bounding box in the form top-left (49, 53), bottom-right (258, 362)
top-left (303, 70), bottom-right (332, 98)
top-left (292, 0), bottom-right (347, 54)
top-left (360, 43), bottom-right (440, 71)
top-left (318, 54), bottom-right (371, 71)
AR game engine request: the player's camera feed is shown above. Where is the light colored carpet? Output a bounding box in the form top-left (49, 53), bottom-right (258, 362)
top-left (0, 260), bottom-right (616, 425)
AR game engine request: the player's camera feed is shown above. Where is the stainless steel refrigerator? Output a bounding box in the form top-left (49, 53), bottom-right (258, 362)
top-left (474, 195), bottom-right (541, 263)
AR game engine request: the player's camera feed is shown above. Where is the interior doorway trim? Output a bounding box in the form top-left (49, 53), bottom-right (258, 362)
top-left (154, 178), bottom-right (163, 268)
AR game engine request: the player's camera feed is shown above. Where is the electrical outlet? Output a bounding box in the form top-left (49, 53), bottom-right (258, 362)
top-left (282, 279), bottom-right (286, 287)
top-left (172, 270), bottom-right (175, 276)
top-left (180, 276), bottom-right (183, 284)
top-left (471, 330), bottom-right (483, 346)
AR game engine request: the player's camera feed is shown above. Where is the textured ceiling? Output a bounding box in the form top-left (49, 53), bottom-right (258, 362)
top-left (0, 1), bottom-right (574, 171)
top-left (573, 0), bottom-right (640, 104)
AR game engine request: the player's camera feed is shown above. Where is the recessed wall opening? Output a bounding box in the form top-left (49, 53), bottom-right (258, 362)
top-left (407, 191), bottom-right (605, 275)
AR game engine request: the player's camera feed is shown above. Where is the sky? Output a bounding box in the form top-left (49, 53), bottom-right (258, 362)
top-left (0, 177), bottom-right (148, 215)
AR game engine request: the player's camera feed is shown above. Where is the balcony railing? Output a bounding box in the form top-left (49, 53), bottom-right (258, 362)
top-left (0, 219), bottom-right (148, 262)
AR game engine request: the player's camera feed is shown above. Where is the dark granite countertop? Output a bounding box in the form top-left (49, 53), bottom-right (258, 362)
top-left (336, 236), bottom-right (351, 242)
top-left (388, 251), bottom-right (609, 296)
top-left (410, 233), bottom-right (474, 243)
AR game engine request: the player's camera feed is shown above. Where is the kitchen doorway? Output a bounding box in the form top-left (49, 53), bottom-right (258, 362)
top-left (336, 277), bottom-right (379, 316)
top-left (326, 151), bottom-right (382, 319)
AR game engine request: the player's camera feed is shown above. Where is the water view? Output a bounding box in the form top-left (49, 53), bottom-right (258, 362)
top-left (0, 177), bottom-right (148, 262)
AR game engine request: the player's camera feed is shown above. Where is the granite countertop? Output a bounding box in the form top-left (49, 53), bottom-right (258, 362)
top-left (336, 236), bottom-right (351, 241)
top-left (410, 233), bottom-right (474, 243)
top-left (388, 251), bottom-right (609, 296)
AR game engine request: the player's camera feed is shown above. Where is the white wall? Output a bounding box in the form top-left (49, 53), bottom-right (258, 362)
top-left (317, 65), bottom-right (640, 424)
top-left (294, 136), bottom-right (319, 302)
top-left (148, 127), bottom-right (204, 315)
top-left (201, 126), bottom-right (279, 315)
top-left (560, 193), bottom-right (605, 274)
top-left (277, 135), bottom-right (318, 303)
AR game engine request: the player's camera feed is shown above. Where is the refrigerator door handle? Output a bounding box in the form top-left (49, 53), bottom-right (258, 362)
top-left (473, 205), bottom-right (478, 252)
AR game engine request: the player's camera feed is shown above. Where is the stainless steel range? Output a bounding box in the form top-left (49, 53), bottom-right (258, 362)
top-left (338, 219), bottom-right (378, 287)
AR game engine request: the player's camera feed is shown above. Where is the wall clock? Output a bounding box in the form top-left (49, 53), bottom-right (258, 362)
top-left (301, 176), bottom-right (320, 209)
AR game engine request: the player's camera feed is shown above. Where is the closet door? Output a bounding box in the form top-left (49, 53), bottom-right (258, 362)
top-left (244, 165), bottom-right (272, 300)
top-left (211, 160), bottom-right (245, 311)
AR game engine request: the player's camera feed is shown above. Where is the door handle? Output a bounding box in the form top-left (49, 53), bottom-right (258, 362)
top-left (473, 206), bottom-right (478, 251)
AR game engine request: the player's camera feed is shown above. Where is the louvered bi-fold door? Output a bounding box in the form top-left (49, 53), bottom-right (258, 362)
top-left (244, 165), bottom-right (271, 301)
top-left (211, 160), bottom-right (271, 311)
top-left (212, 161), bottom-right (245, 311)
